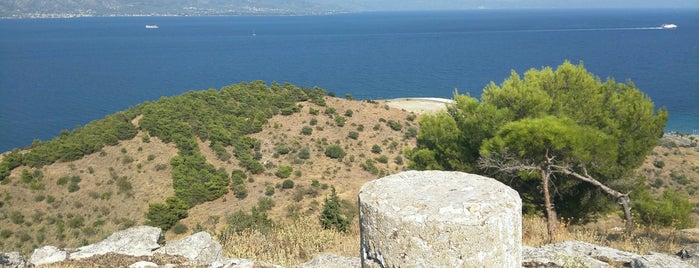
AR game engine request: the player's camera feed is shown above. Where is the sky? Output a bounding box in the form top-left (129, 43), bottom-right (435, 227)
top-left (369, 0), bottom-right (699, 9)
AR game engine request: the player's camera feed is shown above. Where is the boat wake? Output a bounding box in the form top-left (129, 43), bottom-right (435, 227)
top-left (507, 26), bottom-right (671, 33)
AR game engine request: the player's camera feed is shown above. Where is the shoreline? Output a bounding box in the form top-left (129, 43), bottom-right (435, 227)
top-left (379, 97), bottom-right (454, 114)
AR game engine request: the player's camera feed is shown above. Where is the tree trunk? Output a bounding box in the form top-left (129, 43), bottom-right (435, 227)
top-left (556, 166), bottom-right (635, 234)
top-left (540, 168), bottom-right (557, 242)
top-left (618, 195), bottom-right (635, 233)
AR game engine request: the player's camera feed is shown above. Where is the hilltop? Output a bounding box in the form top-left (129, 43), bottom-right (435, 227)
top-left (0, 81), bottom-right (697, 266)
top-left (0, 82), bottom-right (423, 262)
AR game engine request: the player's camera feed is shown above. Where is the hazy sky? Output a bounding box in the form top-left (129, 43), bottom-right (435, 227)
top-left (370, 0), bottom-right (699, 9)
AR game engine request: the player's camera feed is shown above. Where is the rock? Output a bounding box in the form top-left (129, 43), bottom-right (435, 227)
top-left (631, 252), bottom-right (696, 268)
top-left (29, 246), bottom-right (68, 266)
top-left (298, 253), bottom-right (361, 268)
top-left (358, 171), bottom-right (522, 267)
top-left (211, 258), bottom-right (282, 268)
top-left (676, 243), bottom-right (699, 267)
top-left (542, 240), bottom-right (641, 265)
top-left (70, 226), bottom-right (162, 260)
top-left (155, 231), bottom-right (222, 265)
top-left (1, 251), bottom-right (27, 268)
top-left (523, 245), bottom-right (606, 267)
top-left (129, 261), bottom-right (159, 268)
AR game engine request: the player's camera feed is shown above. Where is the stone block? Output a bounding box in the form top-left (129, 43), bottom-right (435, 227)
top-left (359, 170), bottom-right (522, 267)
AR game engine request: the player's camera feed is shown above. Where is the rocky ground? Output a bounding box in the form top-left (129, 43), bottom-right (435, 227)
top-left (2, 225), bottom-right (697, 267)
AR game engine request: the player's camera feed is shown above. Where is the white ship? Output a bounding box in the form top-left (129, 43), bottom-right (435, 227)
top-left (145, 25), bottom-right (159, 29)
top-left (661, 24), bottom-right (677, 29)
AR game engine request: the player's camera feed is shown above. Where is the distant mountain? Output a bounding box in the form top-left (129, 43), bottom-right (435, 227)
top-left (2, 0), bottom-right (698, 18)
top-left (0, 0), bottom-right (350, 18)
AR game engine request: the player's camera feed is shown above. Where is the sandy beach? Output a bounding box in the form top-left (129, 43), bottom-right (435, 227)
top-left (380, 98), bottom-right (453, 114)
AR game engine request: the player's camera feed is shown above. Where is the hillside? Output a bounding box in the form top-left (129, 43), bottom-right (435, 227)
top-left (0, 83), bottom-right (421, 258)
top-left (0, 81), bottom-right (697, 266)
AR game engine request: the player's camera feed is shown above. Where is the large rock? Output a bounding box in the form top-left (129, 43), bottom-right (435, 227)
top-left (70, 226), bottom-right (162, 260)
top-left (358, 170), bottom-right (522, 267)
top-left (298, 253), bottom-right (361, 268)
top-left (211, 258), bottom-right (282, 268)
top-left (155, 231), bottom-right (222, 265)
top-left (29, 246), bottom-right (67, 266)
top-left (676, 243), bottom-right (699, 267)
top-left (630, 252), bottom-right (695, 268)
top-left (1, 251), bottom-right (27, 268)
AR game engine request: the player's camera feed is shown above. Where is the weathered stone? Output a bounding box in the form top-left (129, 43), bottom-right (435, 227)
top-left (544, 240), bottom-right (640, 265)
top-left (29, 245), bottom-right (67, 266)
top-left (155, 231), bottom-right (221, 265)
top-left (70, 226), bottom-right (162, 260)
top-left (675, 243), bottom-right (699, 267)
top-left (1, 251), bottom-right (27, 268)
top-left (359, 170), bottom-right (522, 267)
top-left (523, 244), bottom-right (610, 268)
top-left (631, 252), bottom-right (696, 268)
top-left (298, 253), bottom-right (361, 268)
top-left (129, 261), bottom-right (159, 268)
top-left (211, 258), bottom-right (282, 268)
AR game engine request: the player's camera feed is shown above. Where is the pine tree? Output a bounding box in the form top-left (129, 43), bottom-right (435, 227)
top-left (319, 186), bottom-right (349, 232)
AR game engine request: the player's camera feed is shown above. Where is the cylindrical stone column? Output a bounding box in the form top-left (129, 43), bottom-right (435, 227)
top-left (359, 170), bottom-right (521, 267)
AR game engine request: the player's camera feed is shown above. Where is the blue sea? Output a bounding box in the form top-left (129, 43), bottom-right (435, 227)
top-left (1, 9), bottom-right (698, 152)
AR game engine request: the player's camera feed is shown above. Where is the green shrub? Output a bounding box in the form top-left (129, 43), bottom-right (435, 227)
top-left (394, 155), bottom-right (404, 165)
top-left (155, 163), bottom-right (168, 171)
top-left (298, 148), bottom-right (310, 160)
top-left (122, 155), bottom-right (134, 165)
top-left (653, 160), bottom-right (665, 169)
top-left (344, 109), bottom-right (354, 117)
top-left (387, 120), bottom-right (402, 131)
top-left (67, 216), bottom-right (85, 229)
top-left (171, 222), bottom-right (188, 234)
top-left (282, 179), bottom-right (295, 189)
top-left (670, 171), bottom-right (690, 185)
top-left (301, 126), bottom-right (313, 135)
top-left (116, 176), bottom-right (133, 194)
top-left (325, 145), bottom-right (346, 159)
top-left (404, 126), bottom-right (418, 139)
top-left (57, 176), bottom-right (69, 185)
top-left (276, 144), bottom-right (291, 154)
top-left (265, 185), bottom-right (275, 196)
top-left (347, 131), bottom-right (359, 140)
top-left (145, 197), bottom-right (189, 231)
top-left (371, 144), bottom-right (382, 154)
top-left (233, 184), bottom-right (248, 199)
top-left (633, 183), bottom-right (694, 228)
top-left (310, 118), bottom-right (318, 125)
top-left (376, 155), bottom-right (389, 164)
top-left (10, 211), bottom-right (24, 225)
top-left (0, 229), bottom-right (12, 239)
top-left (407, 114), bottom-right (416, 121)
top-left (257, 197), bottom-right (275, 211)
top-left (361, 159), bottom-right (380, 175)
top-left (225, 208), bottom-right (274, 235)
top-left (324, 107), bottom-right (336, 116)
top-left (275, 166), bottom-right (293, 179)
top-left (67, 183), bottom-right (80, 193)
top-left (334, 116), bottom-right (346, 127)
top-left (309, 108), bottom-right (319, 115)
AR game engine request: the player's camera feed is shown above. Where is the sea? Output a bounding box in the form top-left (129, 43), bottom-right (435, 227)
top-left (1, 9), bottom-right (698, 153)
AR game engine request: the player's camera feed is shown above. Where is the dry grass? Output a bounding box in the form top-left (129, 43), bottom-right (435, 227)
top-left (217, 217), bottom-right (360, 267)
top-left (523, 215), bottom-right (699, 254)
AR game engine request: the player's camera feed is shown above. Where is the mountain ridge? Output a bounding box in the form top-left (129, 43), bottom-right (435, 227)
top-left (4, 0), bottom-right (698, 19)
